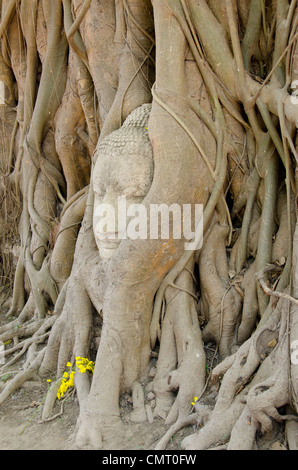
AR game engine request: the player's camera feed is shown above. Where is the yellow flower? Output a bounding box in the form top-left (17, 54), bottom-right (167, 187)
top-left (57, 377), bottom-right (73, 400)
top-left (76, 357), bottom-right (95, 374)
top-left (47, 379), bottom-right (51, 383)
top-left (57, 357), bottom-right (95, 400)
top-left (191, 396), bottom-right (198, 407)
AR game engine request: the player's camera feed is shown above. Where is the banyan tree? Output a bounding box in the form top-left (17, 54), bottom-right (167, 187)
top-left (0, 0), bottom-right (298, 450)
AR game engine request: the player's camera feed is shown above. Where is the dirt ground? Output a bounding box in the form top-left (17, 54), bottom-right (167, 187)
top-left (0, 375), bottom-right (196, 451)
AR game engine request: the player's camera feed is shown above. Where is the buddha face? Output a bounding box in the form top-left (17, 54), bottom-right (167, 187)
top-left (92, 150), bottom-right (153, 260)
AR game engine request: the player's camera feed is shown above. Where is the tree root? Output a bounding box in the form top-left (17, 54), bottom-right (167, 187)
top-left (24, 250), bottom-right (58, 319)
top-left (0, 315), bottom-right (55, 407)
top-left (49, 188), bottom-right (88, 291)
top-left (0, 348), bottom-right (45, 407)
top-left (155, 412), bottom-right (198, 450)
top-left (257, 264), bottom-right (298, 307)
top-left (286, 419), bottom-right (298, 450)
top-left (199, 222), bottom-right (243, 357)
top-left (130, 381), bottom-right (147, 423)
top-left (39, 274), bottom-right (94, 379)
top-left (75, 408), bottom-right (130, 450)
top-left (5, 254), bottom-right (26, 318)
top-left (227, 303), bottom-right (297, 449)
top-left (150, 259), bottom-right (206, 425)
top-left (237, 261), bottom-right (258, 344)
top-left (41, 378), bottom-right (63, 421)
top-left (39, 397), bottom-right (66, 424)
top-left (181, 295), bottom-right (297, 450)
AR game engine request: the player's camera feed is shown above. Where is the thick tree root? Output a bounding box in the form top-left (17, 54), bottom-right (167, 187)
top-left (75, 408), bottom-right (135, 450)
top-left (286, 419), bottom-right (298, 450)
top-left (199, 222), bottom-right (242, 357)
top-left (150, 260), bottom-right (206, 425)
top-left (130, 381), bottom-right (147, 423)
top-left (237, 261), bottom-right (258, 344)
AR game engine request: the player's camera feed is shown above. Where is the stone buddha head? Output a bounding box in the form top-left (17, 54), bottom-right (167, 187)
top-left (92, 104), bottom-right (153, 260)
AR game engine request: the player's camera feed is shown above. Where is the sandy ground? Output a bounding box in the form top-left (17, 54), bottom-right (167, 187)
top-left (0, 376), bottom-right (195, 451)
top-left (0, 379), bottom-right (78, 450)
